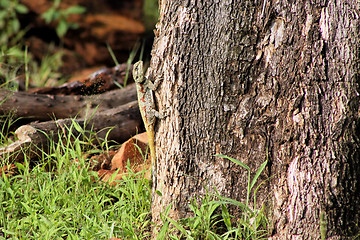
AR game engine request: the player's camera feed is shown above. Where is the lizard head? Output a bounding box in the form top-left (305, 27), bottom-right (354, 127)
top-left (133, 61), bottom-right (145, 83)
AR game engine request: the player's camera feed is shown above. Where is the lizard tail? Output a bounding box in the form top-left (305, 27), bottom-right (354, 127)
top-left (146, 125), bottom-right (156, 168)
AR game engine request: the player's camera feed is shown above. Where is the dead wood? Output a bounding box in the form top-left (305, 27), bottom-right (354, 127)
top-left (0, 84), bottom-right (137, 121)
top-left (0, 100), bottom-right (141, 162)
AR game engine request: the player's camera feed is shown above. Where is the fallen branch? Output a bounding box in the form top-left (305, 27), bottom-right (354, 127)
top-left (0, 84), bottom-right (137, 121)
top-left (0, 101), bottom-right (141, 162)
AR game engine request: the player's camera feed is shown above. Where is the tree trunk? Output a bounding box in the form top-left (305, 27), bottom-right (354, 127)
top-left (149, 0), bottom-right (360, 238)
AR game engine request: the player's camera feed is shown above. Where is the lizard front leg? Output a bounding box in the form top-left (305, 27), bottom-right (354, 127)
top-left (145, 75), bottom-right (163, 91)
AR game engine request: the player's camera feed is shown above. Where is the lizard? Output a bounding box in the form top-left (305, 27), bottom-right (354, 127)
top-left (132, 60), bottom-right (164, 172)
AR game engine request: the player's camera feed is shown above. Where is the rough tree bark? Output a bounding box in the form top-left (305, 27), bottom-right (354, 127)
top-left (148, 0), bottom-right (360, 239)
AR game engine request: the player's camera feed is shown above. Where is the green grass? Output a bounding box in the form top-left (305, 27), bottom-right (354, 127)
top-left (0, 116), bottom-right (153, 239)
top-left (0, 113), bottom-right (270, 239)
top-left (156, 156), bottom-right (270, 240)
top-left (0, 160), bottom-right (152, 239)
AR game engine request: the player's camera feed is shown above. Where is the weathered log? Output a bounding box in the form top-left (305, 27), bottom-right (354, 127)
top-left (0, 100), bottom-right (141, 162)
top-left (0, 84), bottom-right (137, 121)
